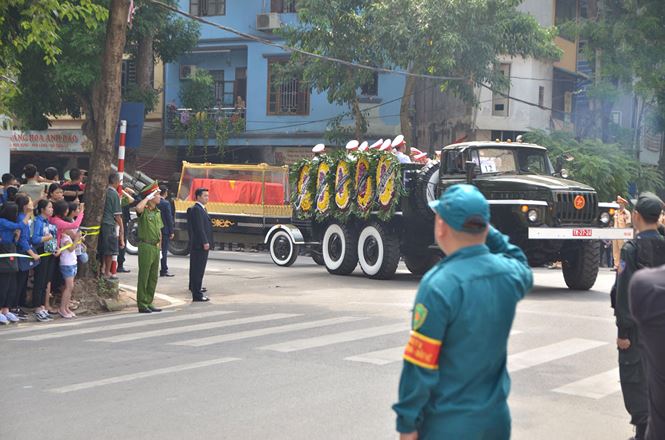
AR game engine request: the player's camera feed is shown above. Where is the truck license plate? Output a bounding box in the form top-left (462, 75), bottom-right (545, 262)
top-left (572, 228), bottom-right (593, 237)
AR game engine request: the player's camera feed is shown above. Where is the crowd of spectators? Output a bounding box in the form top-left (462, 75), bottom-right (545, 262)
top-left (0, 163), bottom-right (88, 323)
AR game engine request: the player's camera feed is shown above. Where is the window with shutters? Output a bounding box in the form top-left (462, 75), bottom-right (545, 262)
top-left (190, 0), bottom-right (225, 16)
top-left (121, 59), bottom-right (137, 94)
top-left (271, 0), bottom-right (297, 13)
top-left (267, 59), bottom-right (310, 116)
top-left (360, 72), bottom-right (379, 96)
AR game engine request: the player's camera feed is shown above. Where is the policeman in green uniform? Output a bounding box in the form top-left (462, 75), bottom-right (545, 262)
top-left (613, 192), bottom-right (664, 440)
top-left (393, 184), bottom-right (533, 440)
top-left (135, 182), bottom-right (163, 313)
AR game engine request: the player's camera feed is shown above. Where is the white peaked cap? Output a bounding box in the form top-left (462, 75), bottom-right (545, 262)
top-left (410, 147), bottom-right (422, 155)
top-left (369, 139), bottom-right (384, 149)
top-left (392, 134), bottom-right (405, 148)
top-left (379, 139), bottom-right (393, 151)
top-left (312, 143), bottom-right (326, 153)
top-left (345, 140), bottom-right (360, 151)
top-left (358, 141), bottom-right (369, 151)
top-left (414, 152), bottom-right (428, 160)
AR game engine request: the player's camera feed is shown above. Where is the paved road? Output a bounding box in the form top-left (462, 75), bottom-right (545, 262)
top-left (2, 251), bottom-right (631, 439)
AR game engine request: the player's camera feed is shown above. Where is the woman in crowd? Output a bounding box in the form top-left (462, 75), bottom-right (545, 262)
top-left (48, 183), bottom-right (64, 203)
top-left (13, 195), bottom-right (40, 319)
top-left (31, 199), bottom-right (57, 322)
top-left (0, 202), bottom-right (22, 324)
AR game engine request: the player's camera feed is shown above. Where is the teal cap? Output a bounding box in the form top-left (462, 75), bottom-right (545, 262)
top-left (429, 184), bottom-right (490, 233)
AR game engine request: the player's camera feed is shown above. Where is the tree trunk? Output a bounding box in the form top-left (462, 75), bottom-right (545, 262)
top-left (351, 98), bottom-right (364, 140)
top-left (83, 0), bottom-right (131, 275)
top-left (400, 73), bottom-right (417, 145)
top-left (135, 32), bottom-right (154, 91)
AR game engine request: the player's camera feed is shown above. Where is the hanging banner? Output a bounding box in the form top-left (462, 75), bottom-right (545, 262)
top-left (8, 130), bottom-right (85, 153)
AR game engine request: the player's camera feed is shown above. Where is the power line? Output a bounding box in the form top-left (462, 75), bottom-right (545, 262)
top-left (148, 0), bottom-right (464, 82)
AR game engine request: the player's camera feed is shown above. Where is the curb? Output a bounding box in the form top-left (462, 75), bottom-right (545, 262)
top-left (119, 284), bottom-right (187, 309)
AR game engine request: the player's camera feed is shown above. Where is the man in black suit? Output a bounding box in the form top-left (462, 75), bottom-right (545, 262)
top-left (187, 188), bottom-right (213, 301)
top-left (158, 185), bottom-right (175, 277)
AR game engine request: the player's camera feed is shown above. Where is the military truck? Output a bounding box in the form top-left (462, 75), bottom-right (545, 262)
top-left (264, 141), bottom-right (632, 290)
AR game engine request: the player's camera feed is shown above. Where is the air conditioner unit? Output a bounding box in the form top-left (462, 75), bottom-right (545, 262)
top-left (179, 64), bottom-right (197, 80)
top-left (256, 13), bottom-right (282, 31)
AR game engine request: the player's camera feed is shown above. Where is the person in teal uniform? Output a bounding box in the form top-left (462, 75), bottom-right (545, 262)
top-left (393, 184), bottom-right (533, 440)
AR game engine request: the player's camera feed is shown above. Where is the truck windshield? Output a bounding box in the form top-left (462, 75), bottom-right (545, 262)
top-left (468, 148), bottom-right (554, 175)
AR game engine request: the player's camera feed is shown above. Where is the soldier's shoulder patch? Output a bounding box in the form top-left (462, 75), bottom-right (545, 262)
top-left (618, 259), bottom-right (626, 274)
top-left (413, 303), bottom-right (428, 330)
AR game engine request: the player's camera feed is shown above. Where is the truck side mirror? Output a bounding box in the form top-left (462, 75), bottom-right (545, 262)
top-left (465, 161), bottom-right (476, 184)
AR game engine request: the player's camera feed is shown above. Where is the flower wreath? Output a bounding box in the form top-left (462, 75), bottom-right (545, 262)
top-left (289, 159), bottom-right (316, 219)
top-left (375, 152), bottom-right (403, 221)
top-left (314, 156), bottom-right (336, 221)
top-left (353, 151), bottom-right (378, 219)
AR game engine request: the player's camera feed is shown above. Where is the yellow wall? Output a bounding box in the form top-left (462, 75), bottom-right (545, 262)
top-left (554, 36), bottom-right (577, 73)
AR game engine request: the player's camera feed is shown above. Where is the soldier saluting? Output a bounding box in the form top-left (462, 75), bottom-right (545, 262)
top-left (393, 184), bottom-right (533, 439)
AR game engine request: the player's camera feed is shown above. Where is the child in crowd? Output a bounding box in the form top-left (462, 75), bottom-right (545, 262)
top-left (0, 202), bottom-right (22, 324)
top-left (58, 229), bottom-right (77, 318)
top-left (13, 195), bottom-right (40, 319)
top-left (31, 199), bottom-right (57, 322)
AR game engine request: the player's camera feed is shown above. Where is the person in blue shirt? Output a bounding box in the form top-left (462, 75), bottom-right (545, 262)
top-left (393, 184), bottom-right (533, 440)
top-left (0, 173), bottom-right (15, 206)
top-left (31, 199), bottom-right (57, 322)
top-left (12, 195), bottom-right (40, 318)
top-left (0, 201), bottom-right (23, 324)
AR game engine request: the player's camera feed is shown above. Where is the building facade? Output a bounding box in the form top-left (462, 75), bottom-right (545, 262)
top-left (164, 0), bottom-right (403, 165)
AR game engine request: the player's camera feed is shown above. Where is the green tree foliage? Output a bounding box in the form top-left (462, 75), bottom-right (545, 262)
top-left (3, 0), bottom-right (199, 128)
top-left (282, 0), bottom-right (560, 142)
top-left (523, 130), bottom-right (664, 200)
top-left (179, 70), bottom-right (215, 112)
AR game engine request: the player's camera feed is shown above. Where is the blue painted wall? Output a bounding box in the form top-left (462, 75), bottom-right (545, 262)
top-left (165, 0), bottom-right (404, 150)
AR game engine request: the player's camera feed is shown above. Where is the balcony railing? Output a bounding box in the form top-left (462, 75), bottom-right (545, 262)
top-left (165, 106), bottom-right (246, 138)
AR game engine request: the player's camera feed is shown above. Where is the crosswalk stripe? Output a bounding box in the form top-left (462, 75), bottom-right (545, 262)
top-left (48, 357), bottom-right (240, 394)
top-left (508, 338), bottom-right (607, 373)
top-left (11, 311), bottom-right (235, 341)
top-left (89, 313), bottom-right (301, 343)
top-left (552, 368), bottom-right (621, 399)
top-left (2, 310), bottom-right (179, 335)
top-left (171, 316), bottom-right (366, 347)
top-left (258, 323), bottom-right (407, 353)
top-left (345, 346), bottom-right (405, 365)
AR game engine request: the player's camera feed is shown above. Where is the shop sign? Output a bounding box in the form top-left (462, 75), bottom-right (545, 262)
top-left (9, 130), bottom-right (85, 153)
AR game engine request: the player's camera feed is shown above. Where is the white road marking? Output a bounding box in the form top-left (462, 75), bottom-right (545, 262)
top-left (518, 309), bottom-right (615, 323)
top-left (345, 346), bottom-right (405, 365)
top-left (11, 311), bottom-right (235, 341)
top-left (49, 357), bottom-right (240, 393)
top-left (90, 313), bottom-right (301, 343)
top-left (259, 323), bottom-right (407, 353)
top-left (553, 368), bottom-right (621, 399)
top-left (508, 338), bottom-right (607, 373)
top-left (172, 316), bottom-right (366, 347)
top-left (345, 330), bottom-right (522, 365)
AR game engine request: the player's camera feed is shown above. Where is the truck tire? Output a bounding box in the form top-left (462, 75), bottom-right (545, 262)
top-left (357, 222), bottom-right (400, 279)
top-left (413, 161), bottom-right (440, 220)
top-left (322, 223), bottom-right (358, 275)
top-left (269, 230), bottom-right (299, 267)
top-left (404, 252), bottom-right (441, 275)
top-left (168, 240), bottom-right (190, 256)
top-left (124, 217), bottom-right (139, 255)
top-left (562, 241), bottom-right (600, 290)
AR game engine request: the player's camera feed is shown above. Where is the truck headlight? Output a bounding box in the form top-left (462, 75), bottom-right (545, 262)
top-left (527, 209), bottom-right (539, 223)
top-left (600, 212), bottom-right (610, 224)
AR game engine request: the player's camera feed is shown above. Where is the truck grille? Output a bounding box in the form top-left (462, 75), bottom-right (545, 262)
top-left (554, 192), bottom-right (597, 224)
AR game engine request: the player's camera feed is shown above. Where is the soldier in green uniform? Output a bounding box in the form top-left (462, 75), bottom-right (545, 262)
top-left (135, 182), bottom-right (163, 313)
top-left (613, 192), bottom-right (664, 440)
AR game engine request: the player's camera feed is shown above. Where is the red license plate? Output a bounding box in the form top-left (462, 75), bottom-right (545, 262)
top-left (572, 228), bottom-right (592, 237)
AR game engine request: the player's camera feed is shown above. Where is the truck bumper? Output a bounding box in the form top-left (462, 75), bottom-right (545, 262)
top-left (528, 227), bottom-right (634, 240)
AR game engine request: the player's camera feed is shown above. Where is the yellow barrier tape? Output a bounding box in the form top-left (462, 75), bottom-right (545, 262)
top-left (0, 225), bottom-right (101, 259)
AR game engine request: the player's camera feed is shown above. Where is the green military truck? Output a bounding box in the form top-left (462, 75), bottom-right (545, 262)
top-left (265, 140), bottom-right (631, 290)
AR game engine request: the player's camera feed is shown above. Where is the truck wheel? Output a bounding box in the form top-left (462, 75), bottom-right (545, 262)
top-left (357, 222), bottom-right (400, 279)
top-left (562, 241), bottom-right (600, 290)
top-left (168, 240), bottom-right (190, 256)
top-left (124, 218), bottom-right (139, 255)
top-left (404, 252), bottom-right (441, 275)
top-left (269, 230), bottom-right (299, 267)
top-left (322, 223), bottom-right (358, 275)
top-left (413, 162), bottom-right (440, 220)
